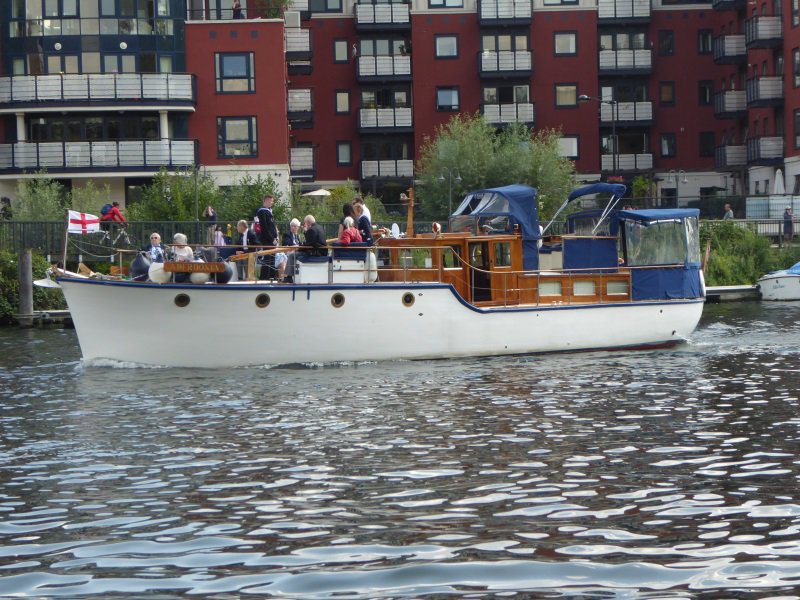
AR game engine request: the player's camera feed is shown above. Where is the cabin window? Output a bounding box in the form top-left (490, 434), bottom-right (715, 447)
top-left (494, 242), bottom-right (511, 267)
top-left (442, 246), bottom-right (461, 268)
top-left (607, 280), bottom-right (629, 295)
top-left (539, 280), bottom-right (562, 296)
top-left (573, 280), bottom-right (596, 296)
top-left (624, 219), bottom-right (690, 266)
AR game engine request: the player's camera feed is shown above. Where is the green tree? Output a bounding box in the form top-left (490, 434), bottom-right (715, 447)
top-left (415, 114), bottom-right (576, 220)
top-left (701, 220), bottom-right (781, 285)
top-left (11, 174), bottom-right (66, 221)
top-left (127, 168), bottom-right (221, 222)
top-left (217, 173), bottom-right (282, 224)
top-left (0, 249), bottom-right (66, 324)
top-left (69, 180), bottom-right (112, 214)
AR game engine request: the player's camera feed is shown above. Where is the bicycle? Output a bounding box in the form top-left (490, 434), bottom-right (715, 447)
top-left (98, 222), bottom-right (134, 249)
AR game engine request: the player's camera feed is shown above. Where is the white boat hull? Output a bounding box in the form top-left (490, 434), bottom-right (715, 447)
top-left (59, 278), bottom-right (705, 368)
top-left (758, 272), bottom-right (800, 301)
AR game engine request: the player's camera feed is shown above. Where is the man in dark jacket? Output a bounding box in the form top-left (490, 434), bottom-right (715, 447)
top-left (302, 214), bottom-right (329, 256)
top-left (256, 194), bottom-right (279, 279)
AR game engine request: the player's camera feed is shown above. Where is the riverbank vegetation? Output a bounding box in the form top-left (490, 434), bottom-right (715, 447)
top-left (0, 249), bottom-right (65, 325)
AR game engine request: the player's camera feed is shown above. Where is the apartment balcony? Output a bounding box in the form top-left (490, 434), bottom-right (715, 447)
top-left (712, 35), bottom-right (745, 65)
top-left (747, 136), bottom-right (783, 166)
top-left (360, 159), bottom-right (414, 180)
top-left (355, 3), bottom-right (410, 30)
top-left (600, 101), bottom-right (652, 125)
top-left (285, 28), bottom-right (312, 60)
top-left (0, 140), bottom-right (196, 174)
top-left (481, 102), bottom-right (535, 127)
top-left (0, 74), bottom-right (195, 113)
top-left (711, 0), bottom-right (745, 10)
top-left (358, 108), bottom-right (413, 133)
top-left (290, 146), bottom-right (315, 179)
top-left (713, 90), bottom-right (746, 119)
top-left (745, 16), bottom-right (783, 49)
top-left (598, 49), bottom-right (652, 75)
top-left (288, 89), bottom-right (313, 129)
top-left (597, 0), bottom-right (651, 22)
top-left (287, 60), bottom-right (312, 76)
top-left (357, 55), bottom-right (411, 82)
top-left (478, 51), bottom-right (532, 78)
top-left (746, 76), bottom-right (784, 108)
top-left (478, 0), bottom-right (532, 26)
top-left (714, 144), bottom-right (746, 170)
top-left (601, 153), bottom-right (652, 172)
top-left (9, 16), bottom-right (176, 37)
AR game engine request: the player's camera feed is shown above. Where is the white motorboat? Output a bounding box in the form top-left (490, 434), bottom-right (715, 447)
top-left (758, 262), bottom-right (800, 300)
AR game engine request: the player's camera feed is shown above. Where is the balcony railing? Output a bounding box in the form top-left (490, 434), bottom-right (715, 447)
top-left (361, 159), bottom-right (414, 179)
top-left (715, 144), bottom-right (746, 170)
top-left (713, 90), bottom-right (746, 118)
top-left (597, 0), bottom-right (651, 20)
top-left (598, 49), bottom-right (652, 74)
top-left (0, 140), bottom-right (197, 173)
top-left (355, 3), bottom-right (410, 29)
top-left (711, 0), bottom-right (745, 10)
top-left (746, 76), bottom-right (784, 107)
top-left (482, 102), bottom-right (535, 126)
top-left (712, 35), bottom-right (746, 64)
top-left (9, 17), bottom-right (175, 37)
top-left (747, 136), bottom-right (784, 165)
top-left (288, 89), bottom-right (312, 113)
top-left (479, 51), bottom-right (532, 76)
top-left (285, 28), bottom-right (311, 58)
top-left (290, 147), bottom-right (315, 178)
top-left (601, 101), bottom-right (652, 124)
top-left (0, 74), bottom-right (195, 109)
top-left (359, 108), bottom-right (413, 131)
top-left (745, 16), bottom-right (783, 48)
top-left (602, 153), bottom-right (652, 172)
top-left (357, 55), bottom-right (411, 80)
top-left (478, 0), bottom-right (532, 24)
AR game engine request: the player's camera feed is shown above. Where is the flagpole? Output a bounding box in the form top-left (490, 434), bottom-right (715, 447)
top-left (61, 209), bottom-right (70, 271)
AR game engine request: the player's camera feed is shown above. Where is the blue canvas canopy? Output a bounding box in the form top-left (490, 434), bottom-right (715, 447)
top-left (452, 184), bottom-right (540, 269)
top-left (568, 182), bottom-right (626, 202)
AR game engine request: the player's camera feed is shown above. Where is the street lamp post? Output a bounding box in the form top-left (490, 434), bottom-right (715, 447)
top-left (668, 169), bottom-right (687, 207)
top-left (438, 167), bottom-right (462, 216)
top-left (578, 94), bottom-right (618, 176)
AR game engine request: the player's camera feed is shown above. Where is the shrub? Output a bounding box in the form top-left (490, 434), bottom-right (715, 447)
top-left (0, 249), bottom-right (66, 325)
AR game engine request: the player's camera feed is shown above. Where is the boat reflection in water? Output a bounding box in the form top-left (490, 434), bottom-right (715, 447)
top-left (51, 183), bottom-right (705, 367)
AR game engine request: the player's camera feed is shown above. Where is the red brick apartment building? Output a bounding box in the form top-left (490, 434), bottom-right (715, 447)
top-left (0, 0), bottom-right (795, 211)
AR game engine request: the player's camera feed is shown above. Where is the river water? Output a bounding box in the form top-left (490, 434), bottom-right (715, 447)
top-left (1, 301), bottom-right (799, 598)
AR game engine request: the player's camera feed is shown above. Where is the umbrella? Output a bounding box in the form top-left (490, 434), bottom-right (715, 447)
top-left (302, 188), bottom-right (331, 197)
top-left (774, 169), bottom-right (785, 195)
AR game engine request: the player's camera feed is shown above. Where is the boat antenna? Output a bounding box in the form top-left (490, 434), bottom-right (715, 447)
top-left (404, 187), bottom-right (415, 238)
top-left (591, 193), bottom-right (623, 235)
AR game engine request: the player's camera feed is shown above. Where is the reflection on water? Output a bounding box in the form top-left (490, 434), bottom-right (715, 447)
top-left (1, 303), bottom-right (800, 597)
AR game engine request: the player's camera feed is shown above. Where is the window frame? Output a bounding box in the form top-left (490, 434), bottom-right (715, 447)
top-left (698, 80), bottom-right (713, 106)
top-left (215, 52), bottom-right (255, 94)
top-left (658, 30), bottom-right (674, 56)
top-left (660, 133), bottom-right (677, 158)
top-left (659, 81), bottom-right (675, 106)
top-left (699, 131), bottom-right (715, 157)
top-left (216, 116), bottom-right (258, 158)
top-left (429, 0), bottom-right (464, 7)
top-left (555, 83), bottom-right (578, 107)
top-left (558, 135), bottom-right (580, 159)
top-left (794, 109), bottom-right (800, 148)
top-left (333, 39), bottom-right (349, 63)
top-left (436, 86), bottom-right (460, 111)
top-left (554, 31), bottom-right (577, 56)
top-left (435, 34), bottom-right (459, 59)
top-left (697, 29), bottom-right (712, 54)
top-left (335, 90), bottom-right (350, 114)
top-left (336, 141), bottom-right (352, 166)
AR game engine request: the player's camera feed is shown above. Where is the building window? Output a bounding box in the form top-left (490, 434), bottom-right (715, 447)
top-left (335, 91), bottom-right (350, 114)
top-left (217, 116), bottom-right (257, 157)
top-left (658, 31), bottom-right (674, 56)
top-left (660, 133), bottom-right (676, 157)
top-left (544, 0), bottom-right (579, 5)
top-left (215, 53), bottom-right (254, 93)
top-left (309, 0), bottom-right (343, 12)
top-left (555, 84), bottom-right (577, 106)
top-left (429, 0), bottom-right (463, 7)
top-left (794, 49), bottom-right (800, 88)
top-left (360, 39), bottom-right (406, 56)
top-left (795, 109), bottom-right (800, 148)
top-left (482, 34), bottom-right (528, 52)
top-left (436, 87), bottom-right (459, 111)
top-left (698, 80), bottom-right (713, 106)
top-left (794, 0), bottom-right (799, 26)
top-left (559, 135), bottom-right (579, 158)
top-left (483, 84), bottom-right (529, 104)
top-left (600, 32), bottom-right (647, 50)
top-left (337, 141), bottom-right (352, 166)
top-left (435, 35), bottom-right (458, 58)
top-left (699, 132), bottom-right (715, 157)
top-left (660, 81), bottom-right (675, 105)
top-left (334, 39), bottom-right (349, 63)
top-left (698, 30), bottom-right (712, 54)
top-left (554, 32), bottom-right (577, 55)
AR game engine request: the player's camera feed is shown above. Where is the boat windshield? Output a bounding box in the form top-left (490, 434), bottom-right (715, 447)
top-left (624, 216), bottom-right (700, 266)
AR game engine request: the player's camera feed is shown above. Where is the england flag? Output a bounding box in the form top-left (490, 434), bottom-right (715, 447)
top-left (67, 210), bottom-right (101, 235)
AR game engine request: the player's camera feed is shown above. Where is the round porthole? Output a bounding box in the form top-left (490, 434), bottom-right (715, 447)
top-left (402, 292), bottom-right (415, 307)
top-left (174, 293), bottom-right (190, 308)
top-left (331, 293), bottom-right (345, 308)
top-left (255, 293), bottom-right (270, 308)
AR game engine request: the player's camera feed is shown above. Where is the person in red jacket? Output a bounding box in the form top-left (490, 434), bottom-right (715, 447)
top-left (100, 201), bottom-right (127, 229)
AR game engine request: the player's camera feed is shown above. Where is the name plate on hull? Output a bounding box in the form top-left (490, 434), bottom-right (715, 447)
top-left (163, 261), bottom-right (225, 273)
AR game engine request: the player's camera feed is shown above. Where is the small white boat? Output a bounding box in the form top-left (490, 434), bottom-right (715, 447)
top-left (47, 183), bottom-right (706, 368)
top-left (758, 262), bottom-right (800, 300)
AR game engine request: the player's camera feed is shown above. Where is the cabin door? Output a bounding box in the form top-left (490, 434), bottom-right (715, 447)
top-left (469, 241), bottom-right (491, 302)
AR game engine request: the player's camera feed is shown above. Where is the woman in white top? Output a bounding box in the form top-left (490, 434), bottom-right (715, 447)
top-left (171, 233), bottom-right (194, 261)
